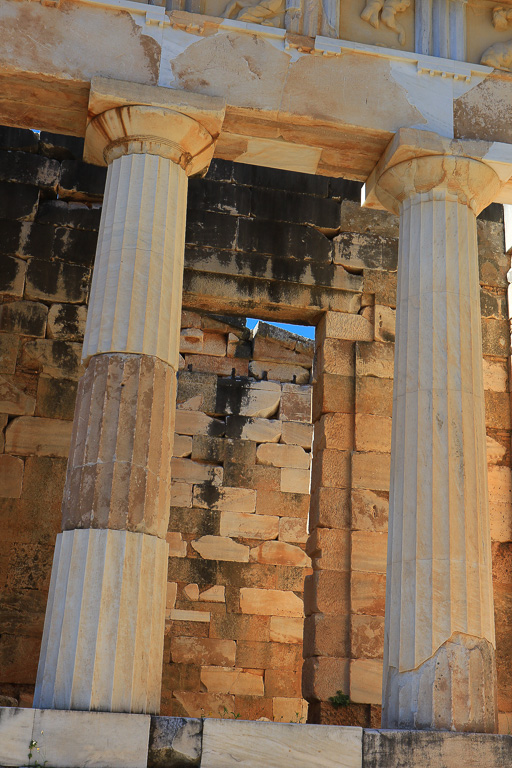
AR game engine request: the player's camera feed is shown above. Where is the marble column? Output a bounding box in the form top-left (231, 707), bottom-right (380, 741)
top-left (34, 80), bottom-right (225, 713)
top-left (366, 135), bottom-right (501, 732)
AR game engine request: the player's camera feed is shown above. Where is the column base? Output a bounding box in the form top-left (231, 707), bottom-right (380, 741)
top-left (34, 529), bottom-right (168, 714)
top-left (382, 633), bottom-right (498, 732)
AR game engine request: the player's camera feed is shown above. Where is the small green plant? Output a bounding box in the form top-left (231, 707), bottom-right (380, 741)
top-left (28, 739), bottom-right (47, 768)
top-left (220, 705), bottom-right (241, 719)
top-left (328, 690), bottom-right (350, 708)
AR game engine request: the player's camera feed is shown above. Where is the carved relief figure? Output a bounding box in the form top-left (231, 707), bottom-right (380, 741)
top-left (360, 0), bottom-right (411, 45)
top-left (480, 5), bottom-right (512, 71)
top-left (222, 0), bottom-right (285, 26)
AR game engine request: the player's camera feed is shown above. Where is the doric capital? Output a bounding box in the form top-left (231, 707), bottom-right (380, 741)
top-left (84, 77), bottom-right (225, 176)
top-left (364, 128), bottom-right (507, 216)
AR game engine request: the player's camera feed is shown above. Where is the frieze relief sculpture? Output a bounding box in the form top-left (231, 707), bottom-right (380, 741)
top-left (222, 0), bottom-right (285, 26)
top-left (480, 5), bottom-right (512, 70)
top-left (360, 0), bottom-right (411, 45)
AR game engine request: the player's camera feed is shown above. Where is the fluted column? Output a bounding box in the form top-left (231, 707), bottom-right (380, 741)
top-left (34, 79), bottom-right (225, 713)
top-left (366, 136), bottom-right (501, 732)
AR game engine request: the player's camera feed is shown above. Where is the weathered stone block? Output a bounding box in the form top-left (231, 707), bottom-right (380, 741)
top-left (352, 532), bottom-right (387, 575)
top-left (269, 616), bottom-right (303, 644)
top-left (355, 415), bottom-right (392, 453)
top-left (304, 570), bottom-right (350, 617)
top-left (250, 540), bottom-right (309, 567)
top-left (314, 413), bottom-right (354, 452)
top-left (175, 409), bottom-right (225, 437)
top-left (240, 588), bottom-right (303, 617)
top-left (25, 258), bottom-right (89, 303)
top-left (173, 434), bottom-right (193, 458)
top-left (0, 126), bottom-right (38, 152)
top-left (374, 305), bottom-right (396, 342)
top-left (256, 489), bottom-right (310, 519)
top-left (59, 159), bottom-right (107, 200)
top-left (0, 455), bottom-right (24, 498)
top-left (193, 485), bottom-right (256, 513)
top-left (191, 535), bottom-right (249, 562)
top-left (53, 226), bottom-right (98, 267)
top-left (0, 255), bottom-right (26, 297)
top-left (257, 442), bottom-right (309, 469)
top-left (309, 486), bottom-right (351, 530)
top-left (5, 416), bottom-right (72, 457)
top-left (201, 666), bottom-right (264, 696)
top-left (0, 334), bottom-right (19, 375)
top-left (307, 528), bottom-right (350, 572)
top-left (302, 656), bottom-right (350, 703)
top-left (0, 151), bottom-right (59, 188)
top-left (47, 303), bottom-right (87, 340)
top-left (280, 390), bottom-right (311, 422)
top-left (485, 390), bottom-right (511, 429)
top-left (280, 467), bottom-right (310, 494)
top-left (225, 415), bottom-right (281, 443)
top-left (482, 356), bottom-right (508, 392)
top-left (216, 378), bottom-right (281, 419)
top-left (351, 490), bottom-right (388, 532)
top-left (0, 300), bottom-right (47, 337)
top-left (0, 374), bottom-right (36, 416)
top-left (333, 231), bottom-right (397, 272)
top-left (280, 420), bottom-right (313, 448)
top-left (184, 354), bottom-right (249, 377)
top-left (317, 312), bottom-right (373, 343)
top-left (481, 318), bottom-right (509, 357)
top-left (304, 613), bottom-right (350, 658)
top-left (315, 337), bottom-right (355, 378)
top-left (278, 516), bottom-right (308, 543)
top-left (171, 458), bottom-right (223, 486)
top-left (356, 342), bottom-right (394, 379)
top-left (171, 637), bottom-right (236, 667)
top-left (350, 659), bottom-right (383, 705)
top-left (237, 217), bottom-right (332, 261)
top-left (351, 572), bottom-right (386, 616)
top-left (220, 511), bottom-right (279, 540)
top-left (249, 360), bottom-right (310, 384)
top-left (148, 716), bottom-right (202, 768)
top-left (0, 706), bottom-right (35, 766)
top-left (356, 378), bottom-right (394, 418)
top-left (311, 449), bottom-right (351, 490)
top-left (36, 199), bottom-right (101, 230)
top-left (352, 452), bottom-right (390, 492)
top-left (192, 435), bottom-right (256, 465)
top-left (36, 376), bottom-right (77, 420)
top-left (312, 374), bottom-right (354, 419)
top-left (351, 615), bottom-right (385, 660)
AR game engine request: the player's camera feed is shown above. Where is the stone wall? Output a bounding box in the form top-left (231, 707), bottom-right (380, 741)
top-left (164, 318), bottom-right (313, 721)
top-left (0, 126), bottom-right (510, 732)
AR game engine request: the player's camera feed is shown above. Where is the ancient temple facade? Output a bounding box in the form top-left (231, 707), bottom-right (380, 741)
top-left (1, 0), bottom-right (512, 764)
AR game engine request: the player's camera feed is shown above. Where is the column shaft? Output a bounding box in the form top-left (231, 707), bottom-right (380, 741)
top-left (35, 152), bottom-right (188, 713)
top-left (374, 154), bottom-right (500, 733)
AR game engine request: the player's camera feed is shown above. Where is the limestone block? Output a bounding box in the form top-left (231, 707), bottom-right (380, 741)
top-left (34, 529), bottom-right (168, 713)
top-left (351, 452), bottom-right (390, 492)
top-left (279, 391), bottom-right (311, 422)
top-left (351, 532), bottom-right (387, 574)
top-left (166, 582), bottom-right (178, 612)
top-left (82, 154), bottom-right (188, 367)
top-left (250, 541), bottom-right (310, 567)
top-left (0, 300), bottom-right (47, 337)
top-left (183, 583), bottom-right (199, 601)
top-left (170, 609), bottom-right (210, 622)
top-left (0, 375), bottom-right (36, 415)
top-left (482, 357), bottom-right (508, 392)
top-left (257, 442), bottom-right (310, 469)
top-left (307, 528), bottom-right (350, 572)
top-left (363, 730), bottom-right (512, 768)
top-left (0, 706), bottom-right (35, 766)
top-left (172, 692), bottom-right (234, 720)
top-left (485, 391), bottom-right (511, 429)
top-left (167, 532), bottom-right (187, 558)
top-left (171, 458), bottom-right (223, 486)
top-left (171, 637), bottom-right (236, 667)
top-left (304, 571), bottom-right (350, 617)
top-left (281, 467), bottom-right (310, 494)
top-left (200, 586), bottom-right (225, 603)
top-left (253, 337), bottom-right (313, 368)
top-left (200, 667), bottom-right (264, 696)
top-left (240, 588), bottom-right (304, 617)
top-left (148, 716), bottom-right (202, 768)
top-left (317, 311), bottom-right (373, 343)
top-left (272, 698), bottom-right (308, 724)
top-left (19, 339), bottom-right (84, 380)
top-left (315, 338), bottom-right (355, 377)
top-left (314, 414), bottom-right (354, 453)
top-left (303, 613), bottom-right (350, 659)
top-left (228, 416), bottom-right (282, 443)
top-left (355, 342), bottom-right (394, 378)
top-left (62, 354), bottom-right (176, 537)
top-left (249, 360), bottom-right (310, 384)
top-left (312, 374), bottom-right (354, 419)
top-left (355, 415), bottom-right (392, 453)
top-left (350, 659), bottom-right (383, 705)
top-left (309, 487), bottom-right (351, 530)
top-left (220, 511), bottom-right (279, 540)
top-left (183, 354), bottom-right (249, 377)
top-left (221, 380), bottom-right (281, 419)
top-left (47, 303), bottom-right (87, 341)
top-left (351, 615), bottom-right (385, 660)
top-left (173, 434), bottom-right (193, 458)
top-left (302, 657), bottom-right (351, 703)
top-left (356, 377), bottom-right (393, 417)
top-left (0, 334), bottom-right (19, 375)
top-left (0, 454), bottom-right (24, 498)
top-left (281, 421), bottom-right (313, 448)
top-left (351, 572), bottom-right (386, 617)
top-left (486, 435), bottom-right (507, 464)
top-left (279, 517), bottom-right (308, 543)
top-left (269, 616), bottom-right (304, 644)
top-left (5, 416), bottom-right (72, 457)
top-left (171, 482), bottom-right (192, 508)
top-left (193, 486), bottom-right (256, 513)
top-left (180, 328), bottom-right (203, 354)
top-left (29, 709), bottom-right (150, 768)
top-left (175, 410), bottom-right (225, 437)
top-left (351, 490), bottom-right (388, 532)
top-left (191, 535), bottom-right (249, 562)
top-left (311, 449), bottom-right (351, 489)
top-left (201, 718), bottom-right (362, 768)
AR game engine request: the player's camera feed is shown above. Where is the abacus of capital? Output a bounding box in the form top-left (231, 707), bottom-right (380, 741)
top-left (2, 0), bottom-right (512, 764)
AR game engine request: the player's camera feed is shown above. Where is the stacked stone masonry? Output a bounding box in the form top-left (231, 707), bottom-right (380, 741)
top-left (0, 126), bottom-right (511, 733)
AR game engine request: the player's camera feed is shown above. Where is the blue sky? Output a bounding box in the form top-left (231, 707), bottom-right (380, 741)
top-left (245, 319), bottom-right (315, 340)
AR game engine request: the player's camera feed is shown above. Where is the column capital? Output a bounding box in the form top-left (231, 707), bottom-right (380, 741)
top-left (84, 77), bottom-right (226, 175)
top-left (363, 128), bottom-right (512, 216)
